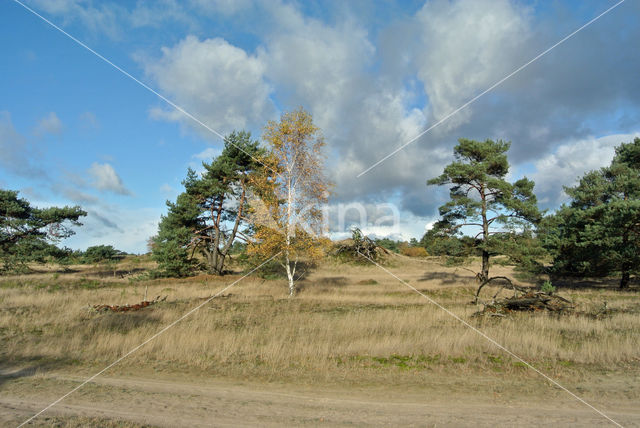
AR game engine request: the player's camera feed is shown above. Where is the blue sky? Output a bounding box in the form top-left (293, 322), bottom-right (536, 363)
top-left (1, 0), bottom-right (639, 253)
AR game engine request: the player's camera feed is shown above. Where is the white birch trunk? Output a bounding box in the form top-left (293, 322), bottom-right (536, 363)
top-left (285, 252), bottom-right (294, 296)
top-left (286, 173), bottom-right (295, 296)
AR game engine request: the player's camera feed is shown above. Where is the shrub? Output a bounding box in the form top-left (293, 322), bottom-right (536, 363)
top-left (400, 246), bottom-right (428, 257)
top-left (541, 280), bottom-right (556, 295)
top-left (83, 245), bottom-right (124, 264)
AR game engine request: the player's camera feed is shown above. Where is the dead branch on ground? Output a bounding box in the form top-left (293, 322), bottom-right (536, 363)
top-left (91, 295), bottom-right (167, 313)
top-left (473, 291), bottom-right (574, 317)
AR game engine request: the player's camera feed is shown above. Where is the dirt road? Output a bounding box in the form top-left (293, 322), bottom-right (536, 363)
top-left (1, 370), bottom-right (638, 427)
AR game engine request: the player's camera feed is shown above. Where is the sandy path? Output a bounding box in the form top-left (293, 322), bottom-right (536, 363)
top-left (1, 372), bottom-right (638, 427)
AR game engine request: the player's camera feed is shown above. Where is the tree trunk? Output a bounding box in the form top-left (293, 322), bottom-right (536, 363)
top-left (215, 182), bottom-right (247, 277)
top-left (620, 262), bottom-right (631, 289)
top-left (216, 253), bottom-right (226, 275)
top-left (285, 173), bottom-right (296, 296)
top-left (285, 253), bottom-right (295, 296)
top-left (620, 224), bottom-right (631, 289)
top-left (206, 250), bottom-right (216, 274)
top-left (481, 250), bottom-right (490, 282)
top-left (480, 184), bottom-right (490, 282)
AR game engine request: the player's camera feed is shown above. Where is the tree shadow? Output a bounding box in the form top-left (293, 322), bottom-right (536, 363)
top-left (0, 266), bottom-right (80, 276)
top-left (0, 357), bottom-right (79, 388)
top-left (87, 312), bottom-right (162, 334)
top-left (550, 276), bottom-right (639, 291)
top-left (292, 260), bottom-right (315, 281)
top-left (418, 271), bottom-right (473, 286)
top-left (0, 365), bottom-right (39, 387)
top-left (296, 261), bottom-right (343, 293)
top-left (91, 267), bottom-right (147, 278)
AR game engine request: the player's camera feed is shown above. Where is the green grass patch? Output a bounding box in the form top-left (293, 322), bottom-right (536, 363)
top-left (344, 354), bottom-right (443, 370)
top-left (487, 354), bottom-right (504, 364)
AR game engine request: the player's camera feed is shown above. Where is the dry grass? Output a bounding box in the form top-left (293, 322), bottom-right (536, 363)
top-left (23, 415), bottom-right (150, 428)
top-left (1, 256), bottom-right (639, 387)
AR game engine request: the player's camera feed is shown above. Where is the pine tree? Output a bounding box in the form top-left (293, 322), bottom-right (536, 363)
top-left (427, 139), bottom-right (542, 293)
top-left (185, 132), bottom-right (264, 274)
top-left (0, 189), bottom-right (86, 273)
top-left (544, 138), bottom-right (640, 288)
top-left (151, 192), bottom-right (200, 277)
top-left (152, 131), bottom-right (264, 277)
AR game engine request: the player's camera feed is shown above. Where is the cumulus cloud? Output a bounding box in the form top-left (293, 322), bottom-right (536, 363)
top-left (531, 132), bottom-right (640, 207)
top-left (88, 162), bottom-right (132, 195)
top-left (134, 0), bottom-right (537, 225)
top-left (324, 200), bottom-right (436, 242)
top-left (341, 0), bottom-right (640, 219)
top-left (76, 0), bottom-right (638, 241)
top-left (28, 0), bottom-right (123, 39)
top-left (34, 112), bottom-right (63, 136)
top-left (253, 2), bottom-right (438, 214)
top-left (413, 0), bottom-right (532, 130)
top-left (141, 35), bottom-right (275, 138)
top-left (259, 2), bottom-right (375, 134)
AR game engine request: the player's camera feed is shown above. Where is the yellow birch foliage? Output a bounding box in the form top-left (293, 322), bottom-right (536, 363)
top-left (247, 108), bottom-right (331, 294)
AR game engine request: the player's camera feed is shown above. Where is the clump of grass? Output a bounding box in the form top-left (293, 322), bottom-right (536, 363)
top-left (487, 354), bottom-right (503, 364)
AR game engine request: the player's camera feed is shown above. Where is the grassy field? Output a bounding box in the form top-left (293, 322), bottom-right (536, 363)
top-left (1, 255), bottom-right (639, 426)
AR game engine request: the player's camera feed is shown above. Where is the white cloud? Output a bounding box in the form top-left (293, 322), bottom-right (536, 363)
top-left (252, 2), bottom-right (438, 209)
top-left (34, 112), bottom-right (63, 136)
top-left (129, 0), bottom-right (193, 28)
top-left (188, 0), bottom-right (252, 16)
top-left (63, 206), bottom-right (161, 254)
top-left (413, 0), bottom-right (532, 130)
top-left (28, 0), bottom-right (123, 39)
top-left (326, 204), bottom-right (435, 242)
top-left (141, 35), bottom-right (275, 137)
top-left (531, 132), bottom-right (640, 206)
top-left (192, 147), bottom-right (222, 160)
top-left (88, 162), bottom-right (132, 196)
top-left (133, 0), bottom-right (535, 219)
top-left (259, 2), bottom-right (375, 134)
top-left (123, 0), bottom-right (639, 224)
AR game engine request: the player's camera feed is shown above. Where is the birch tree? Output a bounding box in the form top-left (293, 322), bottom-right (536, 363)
top-left (249, 108), bottom-right (330, 296)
